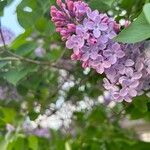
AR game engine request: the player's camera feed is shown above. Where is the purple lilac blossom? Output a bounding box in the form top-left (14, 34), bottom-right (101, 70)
top-left (31, 128), bottom-right (50, 138)
top-left (6, 124), bottom-right (15, 133)
top-left (0, 85), bottom-right (21, 101)
top-left (51, 0), bottom-right (150, 102)
top-left (0, 27), bottom-right (14, 46)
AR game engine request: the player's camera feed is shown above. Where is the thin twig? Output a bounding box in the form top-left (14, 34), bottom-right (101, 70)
top-left (0, 57), bottom-right (20, 61)
top-left (0, 19), bottom-right (75, 71)
top-left (0, 19), bottom-right (7, 49)
top-left (0, 21), bottom-right (51, 65)
top-left (4, 50), bottom-right (53, 65)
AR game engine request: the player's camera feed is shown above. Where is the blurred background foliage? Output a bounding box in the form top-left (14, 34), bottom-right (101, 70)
top-left (0, 0), bottom-right (150, 149)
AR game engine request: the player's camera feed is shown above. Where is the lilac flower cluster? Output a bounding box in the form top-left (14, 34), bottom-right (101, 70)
top-left (104, 43), bottom-right (150, 102)
top-left (51, 0), bottom-right (150, 102)
top-left (0, 85), bottom-right (21, 101)
top-left (0, 27), bottom-right (14, 46)
top-left (51, 0), bottom-right (89, 40)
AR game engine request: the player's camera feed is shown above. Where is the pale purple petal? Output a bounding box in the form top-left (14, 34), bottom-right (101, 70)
top-left (96, 65), bottom-right (104, 74)
top-left (103, 61), bottom-right (111, 68)
top-left (66, 40), bottom-right (74, 49)
top-left (108, 31), bottom-right (117, 39)
top-left (130, 80), bottom-right (139, 88)
top-left (112, 43), bottom-right (121, 51)
top-left (98, 35), bottom-right (108, 43)
top-left (87, 10), bottom-right (99, 21)
top-left (129, 89), bottom-right (137, 97)
top-left (93, 28), bottom-right (101, 38)
top-left (109, 55), bottom-right (117, 64)
top-left (103, 50), bottom-right (112, 57)
top-left (85, 21), bottom-right (94, 30)
top-left (125, 68), bottom-right (134, 77)
top-left (132, 72), bottom-right (142, 80)
top-left (90, 52), bottom-right (98, 60)
top-left (73, 46), bottom-right (80, 55)
top-left (98, 43), bottom-right (106, 50)
top-left (113, 92), bottom-right (123, 102)
top-left (81, 52), bottom-right (90, 61)
top-left (116, 50), bottom-right (125, 58)
top-left (99, 23), bottom-right (108, 31)
top-left (125, 59), bottom-right (135, 67)
top-left (124, 96), bottom-right (132, 102)
top-left (120, 88), bottom-right (128, 97)
top-left (119, 76), bottom-right (127, 84)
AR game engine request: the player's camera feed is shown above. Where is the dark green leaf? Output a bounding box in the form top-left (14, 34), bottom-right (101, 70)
top-left (0, 61), bottom-right (8, 69)
top-left (143, 3), bottom-right (150, 24)
top-left (15, 42), bottom-right (37, 56)
top-left (0, 0), bottom-right (7, 16)
top-left (10, 29), bottom-right (32, 49)
top-left (115, 12), bottom-right (150, 43)
top-left (3, 64), bottom-right (38, 85)
top-left (16, 0), bottom-right (43, 29)
top-left (28, 136), bottom-right (38, 150)
top-left (89, 0), bottom-right (114, 11)
top-left (133, 95), bottom-right (149, 113)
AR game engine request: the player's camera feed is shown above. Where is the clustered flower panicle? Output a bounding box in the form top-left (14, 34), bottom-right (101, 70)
top-left (0, 27), bottom-right (14, 45)
top-left (51, 0), bottom-right (150, 102)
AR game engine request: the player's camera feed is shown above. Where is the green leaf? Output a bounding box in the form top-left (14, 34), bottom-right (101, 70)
top-left (88, 106), bottom-right (106, 124)
top-left (0, 0), bottom-right (14, 16)
top-left (10, 29), bottom-right (32, 49)
top-left (3, 64), bottom-right (38, 86)
top-left (46, 49), bottom-right (62, 61)
top-left (28, 111), bottom-right (39, 120)
top-left (16, 0), bottom-right (43, 29)
top-left (120, 0), bottom-right (144, 18)
top-left (120, 0), bottom-right (135, 10)
top-left (28, 136), bottom-right (38, 150)
top-left (65, 141), bottom-right (72, 150)
top-left (4, 69), bottom-right (28, 86)
top-left (7, 135), bottom-right (26, 150)
top-left (115, 12), bottom-right (150, 43)
top-left (0, 107), bottom-right (16, 123)
top-left (0, 0), bottom-right (7, 16)
top-left (15, 42), bottom-right (37, 56)
top-left (0, 140), bottom-right (9, 150)
top-left (89, 0), bottom-right (114, 11)
top-left (133, 95), bottom-right (149, 113)
top-left (37, 0), bottom-right (56, 14)
top-left (143, 3), bottom-right (150, 24)
top-left (35, 17), bottom-right (48, 32)
top-left (0, 61), bottom-right (8, 69)
top-left (35, 17), bottom-right (55, 35)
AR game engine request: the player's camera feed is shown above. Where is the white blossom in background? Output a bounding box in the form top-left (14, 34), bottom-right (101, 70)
top-left (23, 96), bottom-right (98, 136)
top-left (50, 43), bottom-right (60, 50)
top-left (34, 47), bottom-right (46, 58)
top-left (6, 124), bottom-right (15, 133)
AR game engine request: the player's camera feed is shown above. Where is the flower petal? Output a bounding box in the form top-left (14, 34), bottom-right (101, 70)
top-left (125, 59), bottom-right (134, 67)
top-left (93, 28), bottom-right (101, 38)
top-left (99, 23), bottom-right (108, 31)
